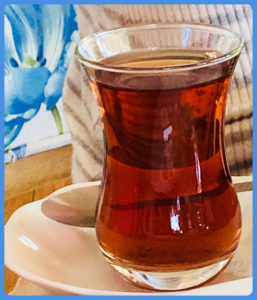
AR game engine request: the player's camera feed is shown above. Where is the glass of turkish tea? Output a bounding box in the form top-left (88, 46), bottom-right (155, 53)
top-left (76, 23), bottom-right (244, 291)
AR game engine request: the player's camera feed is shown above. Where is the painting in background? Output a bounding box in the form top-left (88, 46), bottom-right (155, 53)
top-left (4, 4), bottom-right (78, 162)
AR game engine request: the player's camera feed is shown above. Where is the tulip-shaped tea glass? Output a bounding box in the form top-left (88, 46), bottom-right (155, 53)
top-left (76, 23), bottom-right (244, 291)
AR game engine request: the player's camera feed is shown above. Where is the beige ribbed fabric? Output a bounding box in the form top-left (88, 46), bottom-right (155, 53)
top-left (63, 5), bottom-right (252, 182)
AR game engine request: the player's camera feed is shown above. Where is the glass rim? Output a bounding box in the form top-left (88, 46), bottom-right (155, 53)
top-left (76, 22), bottom-right (245, 74)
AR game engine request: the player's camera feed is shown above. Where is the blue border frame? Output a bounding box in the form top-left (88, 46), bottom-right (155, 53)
top-left (1, 0), bottom-right (254, 298)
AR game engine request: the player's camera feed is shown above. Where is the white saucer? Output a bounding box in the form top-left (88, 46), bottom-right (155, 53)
top-left (5, 182), bottom-right (252, 295)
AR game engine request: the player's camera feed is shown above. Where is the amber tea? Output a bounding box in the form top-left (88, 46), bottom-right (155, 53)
top-left (94, 49), bottom-right (241, 271)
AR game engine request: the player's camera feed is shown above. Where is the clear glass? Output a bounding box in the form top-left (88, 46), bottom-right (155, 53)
top-left (76, 23), bottom-right (244, 291)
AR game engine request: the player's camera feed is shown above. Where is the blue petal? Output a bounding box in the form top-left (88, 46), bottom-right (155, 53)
top-left (44, 66), bottom-right (66, 110)
top-left (41, 5), bottom-right (78, 72)
top-left (37, 44), bottom-right (44, 61)
top-left (10, 57), bottom-right (18, 67)
top-left (4, 118), bottom-right (24, 148)
top-left (40, 58), bottom-right (47, 66)
top-left (5, 106), bottom-right (40, 148)
top-left (4, 5), bottom-right (78, 73)
top-left (4, 15), bottom-right (21, 74)
top-left (5, 66), bottom-right (50, 115)
top-left (44, 96), bottom-right (60, 111)
top-left (63, 30), bottom-right (79, 68)
top-left (22, 106), bottom-right (40, 121)
top-left (5, 106), bottom-right (40, 122)
top-left (10, 145), bottom-right (27, 160)
top-left (4, 5), bottom-right (44, 64)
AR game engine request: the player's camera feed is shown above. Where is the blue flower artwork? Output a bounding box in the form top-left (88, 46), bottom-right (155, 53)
top-left (4, 4), bottom-right (78, 160)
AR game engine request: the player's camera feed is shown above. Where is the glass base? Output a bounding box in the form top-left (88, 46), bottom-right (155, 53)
top-left (109, 257), bottom-right (232, 291)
